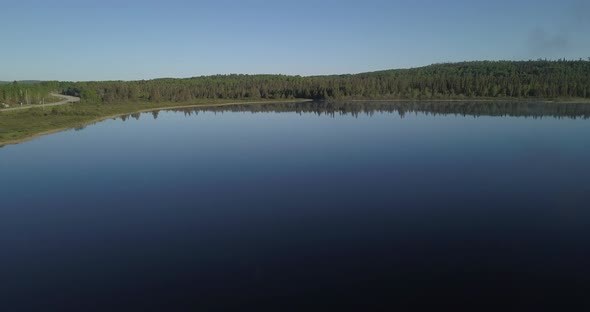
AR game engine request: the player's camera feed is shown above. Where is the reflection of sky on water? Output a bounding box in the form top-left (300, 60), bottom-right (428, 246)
top-left (1, 102), bottom-right (590, 310)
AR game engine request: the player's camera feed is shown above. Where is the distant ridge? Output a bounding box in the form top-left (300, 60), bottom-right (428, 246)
top-left (0, 80), bottom-right (42, 85)
top-left (2, 60), bottom-right (590, 102)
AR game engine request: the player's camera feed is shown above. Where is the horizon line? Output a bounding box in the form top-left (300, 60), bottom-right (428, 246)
top-left (2, 58), bottom-right (588, 83)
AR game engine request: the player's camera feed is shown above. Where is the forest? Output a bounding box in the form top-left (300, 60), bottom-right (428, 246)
top-left (2, 60), bottom-right (590, 105)
top-left (0, 81), bottom-right (62, 105)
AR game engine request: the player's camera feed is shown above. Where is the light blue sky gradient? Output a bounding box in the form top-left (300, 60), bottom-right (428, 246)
top-left (1, 0), bottom-right (589, 81)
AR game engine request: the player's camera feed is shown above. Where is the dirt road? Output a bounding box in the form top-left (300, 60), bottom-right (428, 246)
top-left (1, 93), bottom-right (80, 112)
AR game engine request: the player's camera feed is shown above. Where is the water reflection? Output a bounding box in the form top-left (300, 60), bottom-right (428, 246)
top-left (115, 101), bottom-right (590, 122)
top-left (2, 100), bottom-right (590, 310)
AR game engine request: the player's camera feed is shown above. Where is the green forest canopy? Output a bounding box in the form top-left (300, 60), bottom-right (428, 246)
top-left (2, 60), bottom-right (589, 105)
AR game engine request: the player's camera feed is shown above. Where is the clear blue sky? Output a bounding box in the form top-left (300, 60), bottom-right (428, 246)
top-left (1, 0), bottom-right (589, 81)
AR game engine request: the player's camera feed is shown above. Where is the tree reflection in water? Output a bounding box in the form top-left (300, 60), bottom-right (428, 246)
top-left (117, 100), bottom-right (590, 122)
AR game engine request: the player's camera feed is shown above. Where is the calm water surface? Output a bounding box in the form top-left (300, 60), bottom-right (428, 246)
top-left (1, 101), bottom-right (590, 310)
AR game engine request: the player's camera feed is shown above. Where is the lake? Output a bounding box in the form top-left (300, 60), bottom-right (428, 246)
top-left (1, 101), bottom-right (590, 310)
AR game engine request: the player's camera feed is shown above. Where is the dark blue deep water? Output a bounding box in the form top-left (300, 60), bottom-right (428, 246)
top-left (1, 101), bottom-right (590, 310)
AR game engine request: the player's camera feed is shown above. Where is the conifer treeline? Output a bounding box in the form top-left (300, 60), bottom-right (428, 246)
top-left (2, 60), bottom-right (589, 104)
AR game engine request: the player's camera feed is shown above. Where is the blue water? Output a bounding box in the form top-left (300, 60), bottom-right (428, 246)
top-left (1, 102), bottom-right (590, 310)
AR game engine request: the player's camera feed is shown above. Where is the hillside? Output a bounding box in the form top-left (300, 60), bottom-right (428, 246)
top-left (2, 60), bottom-right (589, 105)
top-left (63, 60), bottom-right (590, 102)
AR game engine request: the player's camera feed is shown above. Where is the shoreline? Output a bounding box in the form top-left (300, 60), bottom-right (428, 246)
top-left (0, 99), bottom-right (312, 148)
top-left (2, 97), bottom-right (589, 148)
top-left (342, 98), bottom-right (590, 104)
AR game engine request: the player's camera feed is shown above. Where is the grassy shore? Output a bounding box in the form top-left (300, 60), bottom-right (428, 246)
top-left (0, 99), bottom-right (311, 147)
